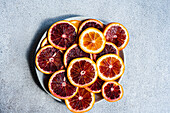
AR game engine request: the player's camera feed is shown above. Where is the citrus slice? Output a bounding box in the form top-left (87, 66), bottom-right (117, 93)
top-left (67, 57), bottom-right (98, 87)
top-left (48, 70), bottom-right (78, 99)
top-left (102, 81), bottom-right (123, 102)
top-left (40, 37), bottom-right (49, 47)
top-left (103, 22), bottom-right (129, 50)
top-left (78, 19), bottom-right (103, 34)
top-left (65, 88), bottom-right (95, 113)
top-left (96, 54), bottom-right (125, 81)
top-left (48, 20), bottom-right (77, 50)
top-left (35, 45), bottom-right (64, 74)
top-left (70, 20), bottom-right (82, 30)
top-left (64, 44), bottom-right (91, 67)
top-left (85, 77), bottom-right (104, 93)
top-left (79, 27), bottom-right (106, 54)
top-left (93, 42), bottom-right (119, 61)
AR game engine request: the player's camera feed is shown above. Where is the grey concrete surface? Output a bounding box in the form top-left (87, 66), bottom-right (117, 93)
top-left (0, 0), bottom-right (170, 113)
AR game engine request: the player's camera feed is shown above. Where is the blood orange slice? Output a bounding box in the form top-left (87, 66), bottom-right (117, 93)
top-left (35, 45), bottom-right (64, 74)
top-left (48, 70), bottom-right (78, 99)
top-left (65, 88), bottom-right (95, 113)
top-left (64, 44), bottom-right (91, 67)
top-left (78, 19), bottom-right (104, 34)
top-left (102, 81), bottom-right (123, 102)
top-left (70, 20), bottom-right (82, 30)
top-left (103, 22), bottom-right (129, 50)
top-left (79, 28), bottom-right (106, 54)
top-left (40, 37), bottom-right (49, 47)
top-left (67, 57), bottom-right (98, 87)
top-left (85, 77), bottom-right (104, 93)
top-left (96, 54), bottom-right (125, 81)
top-left (48, 20), bottom-right (77, 50)
top-left (93, 42), bottom-right (119, 61)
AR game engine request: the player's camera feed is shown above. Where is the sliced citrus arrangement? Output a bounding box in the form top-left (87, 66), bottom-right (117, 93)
top-left (64, 44), bottom-right (91, 67)
top-left (85, 77), bottom-right (105, 93)
top-left (70, 20), bottom-right (82, 30)
top-left (35, 45), bottom-right (64, 74)
top-left (48, 70), bottom-right (78, 99)
top-left (102, 81), bottom-right (123, 102)
top-left (79, 27), bottom-right (106, 54)
top-left (103, 22), bottom-right (129, 50)
top-left (48, 20), bottom-right (77, 50)
top-left (78, 19), bottom-right (103, 34)
top-left (65, 88), bottom-right (95, 113)
top-left (93, 42), bottom-right (119, 61)
top-left (40, 37), bottom-right (49, 47)
top-left (96, 54), bottom-right (125, 81)
top-left (67, 57), bottom-right (98, 87)
top-left (35, 18), bottom-right (129, 112)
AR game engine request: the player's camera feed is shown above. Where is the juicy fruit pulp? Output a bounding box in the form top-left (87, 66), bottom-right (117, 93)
top-left (102, 81), bottom-right (123, 102)
top-left (67, 58), bottom-right (97, 87)
top-left (79, 28), bottom-right (106, 54)
top-left (93, 42), bottom-right (119, 61)
top-left (97, 54), bottom-right (125, 81)
top-left (64, 44), bottom-right (90, 67)
top-left (48, 21), bottom-right (77, 50)
top-left (48, 70), bottom-right (78, 99)
top-left (79, 19), bottom-right (103, 34)
top-left (35, 45), bottom-right (64, 74)
top-left (86, 77), bottom-right (104, 93)
top-left (65, 88), bottom-right (95, 112)
top-left (104, 23), bottom-right (129, 50)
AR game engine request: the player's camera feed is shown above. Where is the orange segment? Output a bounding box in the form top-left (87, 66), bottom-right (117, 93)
top-left (65, 88), bottom-right (95, 113)
top-left (103, 22), bottom-right (129, 50)
top-left (102, 81), bottom-right (123, 102)
top-left (79, 28), bottom-right (106, 54)
top-left (40, 37), bottom-right (49, 47)
top-left (67, 57), bottom-right (98, 87)
top-left (96, 54), bottom-right (125, 81)
top-left (70, 20), bottom-right (82, 30)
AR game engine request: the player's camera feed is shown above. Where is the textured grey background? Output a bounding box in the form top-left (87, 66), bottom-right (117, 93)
top-left (0, 0), bottom-right (170, 113)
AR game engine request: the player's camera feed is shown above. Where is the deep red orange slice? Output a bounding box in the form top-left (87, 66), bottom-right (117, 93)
top-left (48, 70), bottom-right (78, 99)
top-left (64, 44), bottom-right (91, 67)
top-left (85, 77), bottom-right (105, 93)
top-left (103, 22), bottom-right (129, 50)
top-left (67, 57), bottom-right (98, 87)
top-left (48, 20), bottom-right (77, 50)
top-left (96, 54), bottom-right (125, 81)
top-left (65, 88), bottom-right (95, 113)
top-left (93, 42), bottom-right (119, 61)
top-left (35, 45), bottom-right (64, 74)
top-left (78, 19), bottom-right (103, 34)
top-left (102, 81), bottom-right (123, 102)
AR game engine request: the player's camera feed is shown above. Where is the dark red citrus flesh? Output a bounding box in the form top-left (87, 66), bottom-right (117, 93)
top-left (50, 71), bottom-right (77, 98)
top-left (66, 45), bottom-right (90, 66)
top-left (70, 60), bottom-right (95, 85)
top-left (37, 46), bottom-right (64, 73)
top-left (105, 26), bottom-right (126, 47)
top-left (99, 57), bottom-right (121, 77)
top-left (68, 88), bottom-right (92, 110)
top-left (104, 83), bottom-right (121, 100)
top-left (80, 21), bottom-right (103, 34)
top-left (93, 43), bottom-right (118, 61)
top-left (49, 23), bottom-right (77, 49)
top-left (87, 77), bottom-right (104, 92)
